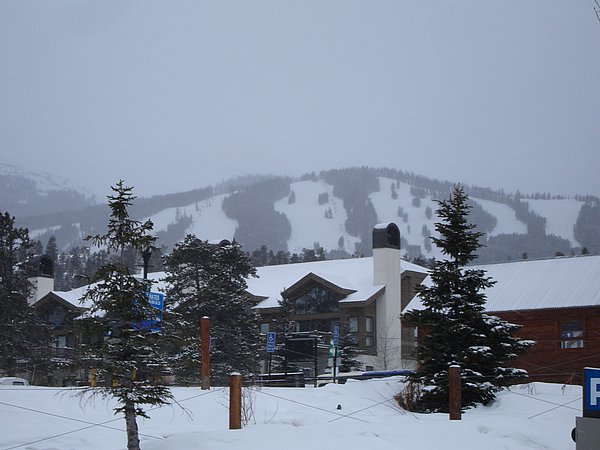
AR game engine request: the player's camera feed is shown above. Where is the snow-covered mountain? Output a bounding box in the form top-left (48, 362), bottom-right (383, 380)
top-left (11, 167), bottom-right (600, 263)
top-left (0, 163), bottom-right (95, 219)
top-left (138, 175), bottom-right (590, 262)
top-left (0, 164), bottom-right (93, 197)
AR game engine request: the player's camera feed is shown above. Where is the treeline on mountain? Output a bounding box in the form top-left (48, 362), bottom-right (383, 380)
top-left (214, 173), bottom-right (280, 194)
top-left (574, 199), bottom-right (600, 254)
top-left (468, 200), bottom-right (498, 235)
top-left (478, 233), bottom-right (573, 263)
top-left (222, 177), bottom-right (292, 252)
top-left (248, 244), bottom-right (335, 267)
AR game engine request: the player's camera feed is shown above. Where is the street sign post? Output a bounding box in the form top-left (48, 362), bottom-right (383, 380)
top-left (332, 325), bottom-right (339, 346)
top-left (266, 332), bottom-right (277, 353)
top-left (332, 326), bottom-right (340, 383)
top-left (266, 332), bottom-right (276, 378)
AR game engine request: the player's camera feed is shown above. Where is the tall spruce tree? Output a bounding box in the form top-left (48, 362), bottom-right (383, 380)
top-left (163, 235), bottom-right (261, 383)
top-left (78, 181), bottom-right (172, 450)
top-left (0, 212), bottom-right (50, 383)
top-left (402, 186), bottom-right (531, 412)
top-left (338, 327), bottom-right (363, 373)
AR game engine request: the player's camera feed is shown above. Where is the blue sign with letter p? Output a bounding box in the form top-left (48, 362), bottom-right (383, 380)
top-left (583, 367), bottom-right (600, 418)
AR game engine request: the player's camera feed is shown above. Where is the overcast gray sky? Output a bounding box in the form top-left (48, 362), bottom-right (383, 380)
top-left (2, 1), bottom-right (599, 199)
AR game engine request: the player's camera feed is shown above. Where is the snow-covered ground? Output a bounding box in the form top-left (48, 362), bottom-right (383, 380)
top-left (527, 199), bottom-right (583, 246)
top-left (370, 178), bottom-right (442, 259)
top-left (145, 194), bottom-right (238, 243)
top-left (0, 378), bottom-right (580, 450)
top-left (472, 197), bottom-right (528, 236)
top-left (274, 180), bottom-right (360, 254)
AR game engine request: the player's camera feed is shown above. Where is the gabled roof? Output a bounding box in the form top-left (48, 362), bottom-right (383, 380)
top-left (32, 291), bottom-right (87, 313)
top-left (38, 271), bottom-right (169, 314)
top-left (406, 255), bottom-right (600, 312)
top-left (282, 272), bottom-right (358, 298)
top-left (43, 257), bottom-right (429, 314)
top-left (249, 257), bottom-right (428, 310)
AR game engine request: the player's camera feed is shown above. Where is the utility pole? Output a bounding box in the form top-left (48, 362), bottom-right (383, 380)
top-left (449, 365), bottom-right (461, 420)
top-left (229, 373), bottom-right (242, 429)
top-left (141, 248), bottom-right (152, 280)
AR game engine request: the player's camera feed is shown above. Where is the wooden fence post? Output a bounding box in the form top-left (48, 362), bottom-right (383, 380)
top-left (449, 364), bottom-right (461, 420)
top-left (229, 372), bottom-right (242, 430)
top-left (200, 316), bottom-right (210, 390)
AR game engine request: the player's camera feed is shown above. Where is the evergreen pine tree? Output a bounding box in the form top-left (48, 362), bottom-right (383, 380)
top-left (45, 236), bottom-right (58, 264)
top-left (0, 212), bottom-right (50, 383)
top-left (77, 181), bottom-right (173, 450)
top-left (163, 235), bottom-right (261, 383)
top-left (32, 239), bottom-right (43, 255)
top-left (338, 327), bottom-right (363, 373)
top-left (402, 185), bottom-right (531, 413)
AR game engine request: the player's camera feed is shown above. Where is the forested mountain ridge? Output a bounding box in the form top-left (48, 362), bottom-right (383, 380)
top-left (7, 166), bottom-right (600, 264)
top-left (0, 163), bottom-right (95, 218)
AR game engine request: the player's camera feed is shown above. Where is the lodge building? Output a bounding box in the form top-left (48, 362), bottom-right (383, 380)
top-left (28, 222), bottom-right (600, 384)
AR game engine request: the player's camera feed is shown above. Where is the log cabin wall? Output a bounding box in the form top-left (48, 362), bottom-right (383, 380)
top-left (493, 306), bottom-right (600, 385)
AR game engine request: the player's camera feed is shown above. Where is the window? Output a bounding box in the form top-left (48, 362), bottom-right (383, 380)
top-left (260, 323), bottom-right (269, 334)
top-left (296, 319), bottom-right (339, 333)
top-left (56, 335), bottom-right (67, 348)
top-left (560, 321), bottom-right (584, 348)
top-left (364, 316), bottom-right (374, 348)
top-left (294, 285), bottom-right (342, 315)
top-left (47, 306), bottom-right (67, 327)
top-left (348, 316), bottom-right (358, 333)
top-left (365, 316), bottom-right (373, 333)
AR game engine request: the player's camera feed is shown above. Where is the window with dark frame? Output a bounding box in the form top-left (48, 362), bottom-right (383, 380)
top-left (365, 316), bottom-right (373, 333)
top-left (348, 316), bottom-right (359, 333)
top-left (365, 316), bottom-right (374, 347)
top-left (294, 285), bottom-right (342, 315)
top-left (296, 318), bottom-right (339, 333)
top-left (560, 321), bottom-right (584, 349)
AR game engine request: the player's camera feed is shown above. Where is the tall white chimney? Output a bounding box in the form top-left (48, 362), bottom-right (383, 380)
top-left (372, 223), bottom-right (402, 369)
top-left (27, 254), bottom-right (55, 306)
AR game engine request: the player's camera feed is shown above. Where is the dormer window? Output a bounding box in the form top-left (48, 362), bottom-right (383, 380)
top-left (294, 285), bottom-right (342, 315)
top-left (47, 305), bottom-right (67, 327)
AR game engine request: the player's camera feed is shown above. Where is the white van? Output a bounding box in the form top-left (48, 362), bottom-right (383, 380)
top-left (0, 377), bottom-right (29, 386)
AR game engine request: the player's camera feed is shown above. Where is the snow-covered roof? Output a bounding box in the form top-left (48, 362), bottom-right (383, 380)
top-left (249, 257), bottom-right (428, 310)
top-left (45, 258), bottom-right (428, 313)
top-left (45, 271), bottom-right (170, 311)
top-left (48, 285), bottom-right (93, 309)
top-left (406, 255), bottom-right (600, 312)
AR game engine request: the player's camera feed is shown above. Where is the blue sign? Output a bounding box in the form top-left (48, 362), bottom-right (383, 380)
top-left (584, 367), bottom-right (600, 418)
top-left (147, 292), bottom-right (165, 310)
top-left (332, 325), bottom-right (339, 347)
top-left (266, 332), bottom-right (276, 353)
top-left (138, 292), bottom-right (165, 332)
